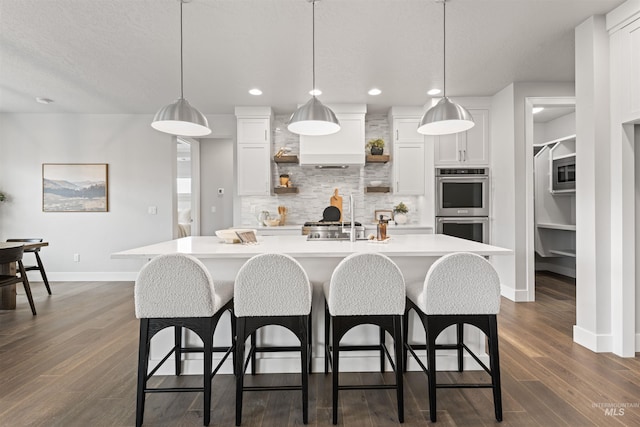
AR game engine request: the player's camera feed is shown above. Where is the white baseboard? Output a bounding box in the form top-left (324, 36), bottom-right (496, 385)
top-left (500, 285), bottom-right (531, 302)
top-left (637, 334), bottom-right (640, 352)
top-left (573, 325), bottom-right (613, 352)
top-left (48, 272), bottom-right (137, 281)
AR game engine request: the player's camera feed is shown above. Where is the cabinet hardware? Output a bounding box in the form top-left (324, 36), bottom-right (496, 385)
top-left (396, 129), bottom-right (399, 140)
top-left (264, 129), bottom-right (267, 140)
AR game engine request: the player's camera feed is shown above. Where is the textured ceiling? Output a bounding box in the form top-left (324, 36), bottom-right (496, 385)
top-left (0, 0), bottom-right (625, 116)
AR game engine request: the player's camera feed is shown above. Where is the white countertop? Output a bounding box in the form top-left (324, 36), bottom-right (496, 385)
top-left (112, 234), bottom-right (510, 260)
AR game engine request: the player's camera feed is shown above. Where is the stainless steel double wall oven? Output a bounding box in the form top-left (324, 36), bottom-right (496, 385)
top-left (435, 168), bottom-right (490, 243)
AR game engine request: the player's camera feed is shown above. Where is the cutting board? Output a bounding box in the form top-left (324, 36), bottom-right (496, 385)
top-left (330, 188), bottom-right (343, 221)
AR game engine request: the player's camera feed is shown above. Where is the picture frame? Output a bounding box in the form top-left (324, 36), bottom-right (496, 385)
top-left (374, 209), bottom-right (393, 222)
top-left (42, 163), bottom-right (108, 212)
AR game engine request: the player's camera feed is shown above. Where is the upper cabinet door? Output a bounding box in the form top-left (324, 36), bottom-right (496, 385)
top-left (462, 109), bottom-right (489, 165)
top-left (237, 118), bottom-right (270, 144)
top-left (394, 118), bottom-right (424, 143)
top-left (434, 108), bottom-right (489, 166)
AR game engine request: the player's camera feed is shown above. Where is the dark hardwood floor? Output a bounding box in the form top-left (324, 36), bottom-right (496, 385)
top-left (1, 273), bottom-right (638, 426)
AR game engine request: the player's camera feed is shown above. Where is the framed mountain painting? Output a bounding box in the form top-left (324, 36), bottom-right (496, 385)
top-left (42, 163), bottom-right (108, 212)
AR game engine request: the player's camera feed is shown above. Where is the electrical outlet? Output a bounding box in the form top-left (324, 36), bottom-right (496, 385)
top-left (148, 206), bottom-right (157, 215)
top-left (73, 253), bottom-right (80, 262)
top-left (250, 205), bottom-right (257, 213)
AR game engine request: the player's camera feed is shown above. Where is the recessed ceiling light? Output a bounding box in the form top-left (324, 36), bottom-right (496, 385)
top-left (249, 88), bottom-right (262, 96)
top-left (533, 107), bottom-right (545, 114)
top-left (35, 97), bottom-right (54, 104)
top-left (309, 88), bottom-right (322, 96)
top-left (368, 88), bottom-right (382, 96)
top-left (427, 89), bottom-right (441, 96)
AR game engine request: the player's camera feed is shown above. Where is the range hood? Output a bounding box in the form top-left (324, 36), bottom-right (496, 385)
top-left (298, 104), bottom-right (366, 167)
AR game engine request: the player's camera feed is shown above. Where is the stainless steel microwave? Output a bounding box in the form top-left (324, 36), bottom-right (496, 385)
top-left (436, 168), bottom-right (490, 217)
top-left (552, 156), bottom-right (576, 193)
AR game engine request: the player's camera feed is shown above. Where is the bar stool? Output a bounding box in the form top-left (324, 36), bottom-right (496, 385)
top-left (234, 253), bottom-right (312, 426)
top-left (404, 252), bottom-right (502, 422)
top-left (323, 252), bottom-right (405, 425)
top-left (0, 244), bottom-right (37, 315)
top-left (134, 254), bottom-right (234, 427)
top-left (7, 238), bottom-right (51, 294)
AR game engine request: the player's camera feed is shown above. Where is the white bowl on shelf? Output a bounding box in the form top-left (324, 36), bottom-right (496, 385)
top-left (264, 218), bottom-right (281, 227)
top-left (215, 228), bottom-right (257, 243)
top-left (370, 180), bottom-right (383, 187)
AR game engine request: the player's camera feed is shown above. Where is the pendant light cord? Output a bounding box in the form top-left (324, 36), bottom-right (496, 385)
top-left (180, 0), bottom-right (184, 99)
top-left (312, 0), bottom-right (316, 97)
top-left (442, 0), bottom-right (446, 98)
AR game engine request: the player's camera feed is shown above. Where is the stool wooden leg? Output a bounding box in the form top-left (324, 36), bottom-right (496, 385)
top-left (489, 316), bottom-right (503, 422)
top-left (308, 313), bottom-right (313, 375)
top-left (427, 323), bottom-right (437, 422)
top-left (331, 316), bottom-right (340, 425)
top-left (175, 326), bottom-right (182, 375)
top-left (393, 315), bottom-right (404, 423)
top-left (136, 319), bottom-right (150, 427)
top-left (35, 252), bottom-right (52, 295)
top-left (235, 319), bottom-right (246, 426)
top-left (457, 322), bottom-right (464, 372)
top-left (402, 306), bottom-right (410, 373)
top-left (324, 303), bottom-right (330, 374)
top-left (203, 321), bottom-right (213, 426)
top-left (379, 327), bottom-right (386, 372)
top-left (250, 331), bottom-right (257, 375)
top-left (18, 263), bottom-right (36, 315)
top-left (301, 315), bottom-right (309, 425)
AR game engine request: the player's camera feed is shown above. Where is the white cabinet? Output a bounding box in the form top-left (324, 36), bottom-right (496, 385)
top-left (434, 109), bottom-right (489, 165)
top-left (393, 118), bottom-right (424, 143)
top-left (618, 18), bottom-right (640, 122)
top-left (237, 144), bottom-right (271, 195)
top-left (235, 107), bottom-right (272, 196)
top-left (388, 110), bottom-right (427, 196)
top-left (237, 118), bottom-right (270, 144)
top-left (394, 143), bottom-right (425, 195)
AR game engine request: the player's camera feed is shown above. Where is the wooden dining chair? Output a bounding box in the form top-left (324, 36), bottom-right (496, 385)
top-left (6, 238), bottom-right (51, 294)
top-left (0, 245), bottom-right (37, 315)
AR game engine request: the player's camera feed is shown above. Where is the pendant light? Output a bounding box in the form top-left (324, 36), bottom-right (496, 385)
top-left (287, 0), bottom-right (340, 136)
top-left (152, 0), bottom-right (211, 137)
top-left (418, 0), bottom-right (474, 136)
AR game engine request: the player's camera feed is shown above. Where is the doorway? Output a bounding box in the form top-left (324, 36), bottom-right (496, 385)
top-left (525, 97), bottom-right (576, 301)
top-left (176, 137), bottom-right (200, 237)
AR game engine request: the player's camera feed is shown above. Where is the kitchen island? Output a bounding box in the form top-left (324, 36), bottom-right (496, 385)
top-left (113, 234), bottom-right (511, 374)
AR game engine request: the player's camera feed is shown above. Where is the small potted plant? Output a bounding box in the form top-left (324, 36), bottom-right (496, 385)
top-left (0, 192), bottom-right (6, 202)
top-left (366, 138), bottom-right (385, 155)
top-left (393, 202), bottom-right (409, 224)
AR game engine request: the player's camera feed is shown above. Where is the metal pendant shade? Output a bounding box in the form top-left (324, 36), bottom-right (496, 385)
top-left (418, 96), bottom-right (474, 135)
top-left (287, 0), bottom-right (340, 136)
top-left (152, 97), bottom-right (210, 137)
top-left (288, 96), bottom-right (340, 136)
top-left (418, 0), bottom-right (474, 136)
top-left (151, 0), bottom-right (211, 137)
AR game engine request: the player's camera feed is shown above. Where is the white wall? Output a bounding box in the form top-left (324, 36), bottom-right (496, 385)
top-left (574, 15), bottom-right (613, 351)
top-left (490, 84), bottom-right (518, 298)
top-left (0, 114), bottom-right (174, 279)
top-left (200, 138), bottom-right (235, 235)
top-left (0, 113), bottom-right (236, 280)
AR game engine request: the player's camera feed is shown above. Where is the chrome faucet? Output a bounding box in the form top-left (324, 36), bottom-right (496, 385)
top-left (342, 194), bottom-right (356, 242)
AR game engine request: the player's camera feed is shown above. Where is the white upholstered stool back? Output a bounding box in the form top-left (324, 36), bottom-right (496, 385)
top-left (325, 252), bottom-right (405, 316)
top-left (234, 253), bottom-right (311, 317)
top-left (414, 252), bottom-right (500, 315)
top-left (134, 253), bottom-right (233, 319)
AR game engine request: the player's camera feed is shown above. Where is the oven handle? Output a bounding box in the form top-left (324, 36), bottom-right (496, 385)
top-left (437, 217), bottom-right (489, 224)
top-left (436, 176), bottom-right (488, 181)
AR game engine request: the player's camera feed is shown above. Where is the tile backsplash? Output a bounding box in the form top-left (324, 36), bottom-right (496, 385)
top-left (238, 114), bottom-right (427, 227)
